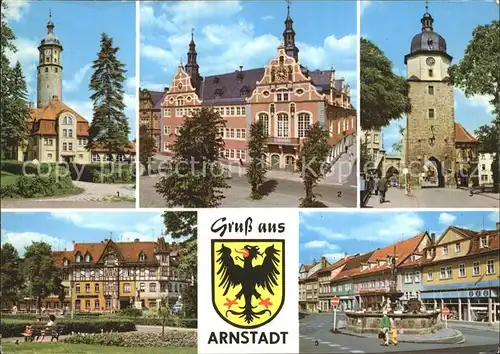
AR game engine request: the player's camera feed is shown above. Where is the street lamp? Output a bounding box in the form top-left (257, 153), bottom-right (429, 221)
top-left (403, 168), bottom-right (409, 195)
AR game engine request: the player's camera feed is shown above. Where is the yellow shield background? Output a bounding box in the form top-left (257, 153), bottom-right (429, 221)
top-left (211, 239), bottom-right (285, 329)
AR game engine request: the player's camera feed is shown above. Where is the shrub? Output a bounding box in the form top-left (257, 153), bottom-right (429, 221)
top-left (62, 331), bottom-right (196, 348)
top-left (91, 163), bottom-right (135, 184)
top-left (119, 308), bottom-right (143, 317)
top-left (133, 317), bottom-right (197, 328)
top-left (0, 319), bottom-right (135, 338)
top-left (0, 184), bottom-right (16, 198)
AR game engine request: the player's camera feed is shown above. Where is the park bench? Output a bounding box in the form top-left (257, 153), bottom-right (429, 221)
top-left (43, 325), bottom-right (61, 342)
top-left (21, 324), bottom-right (44, 342)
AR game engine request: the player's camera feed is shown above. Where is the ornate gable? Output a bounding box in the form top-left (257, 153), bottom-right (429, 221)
top-left (163, 63), bottom-right (201, 108)
top-left (247, 45), bottom-right (323, 104)
top-left (97, 240), bottom-right (124, 265)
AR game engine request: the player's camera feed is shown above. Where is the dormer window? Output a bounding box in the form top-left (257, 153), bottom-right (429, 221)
top-left (455, 243), bottom-right (461, 253)
top-left (75, 253), bottom-right (82, 263)
top-left (63, 258), bottom-right (68, 266)
top-left (376, 260), bottom-right (380, 267)
top-left (442, 246), bottom-right (448, 256)
top-left (84, 254), bottom-right (91, 263)
top-left (139, 253), bottom-right (146, 262)
top-left (480, 236), bottom-right (488, 248)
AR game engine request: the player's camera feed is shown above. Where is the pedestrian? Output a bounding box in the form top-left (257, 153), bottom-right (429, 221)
top-left (378, 177), bottom-right (387, 203)
top-left (380, 311), bottom-right (390, 346)
top-left (239, 158), bottom-right (244, 167)
top-left (374, 176), bottom-right (380, 196)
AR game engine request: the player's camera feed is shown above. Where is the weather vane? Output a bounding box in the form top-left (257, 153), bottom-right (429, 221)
top-left (425, 0), bottom-right (429, 13)
top-left (286, 0), bottom-right (291, 15)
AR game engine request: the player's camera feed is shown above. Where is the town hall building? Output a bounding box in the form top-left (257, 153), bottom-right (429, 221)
top-left (154, 4), bottom-right (356, 170)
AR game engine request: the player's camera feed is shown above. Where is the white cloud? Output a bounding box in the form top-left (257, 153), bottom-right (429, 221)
top-left (439, 212), bottom-right (457, 225)
top-left (1, 229), bottom-right (72, 256)
top-left (323, 253), bottom-right (344, 262)
top-left (64, 100), bottom-right (93, 121)
top-left (63, 64), bottom-right (91, 93)
top-left (455, 88), bottom-right (494, 115)
top-left (303, 240), bottom-right (340, 251)
top-left (5, 37), bottom-right (38, 95)
top-left (360, 1), bottom-right (373, 17)
top-left (126, 76), bottom-right (137, 90)
top-left (4, 0), bottom-right (30, 22)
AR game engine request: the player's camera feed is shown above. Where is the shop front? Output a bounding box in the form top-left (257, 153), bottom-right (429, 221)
top-left (421, 287), bottom-right (499, 323)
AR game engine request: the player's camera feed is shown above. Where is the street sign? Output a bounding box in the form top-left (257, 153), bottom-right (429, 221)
top-left (331, 296), bottom-right (340, 307)
top-left (442, 307), bottom-right (450, 317)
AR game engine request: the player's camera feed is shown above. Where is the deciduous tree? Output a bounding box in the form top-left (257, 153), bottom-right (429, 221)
top-left (246, 119), bottom-right (269, 199)
top-left (156, 108), bottom-right (230, 207)
top-left (475, 117), bottom-right (500, 191)
top-left (297, 123), bottom-right (330, 207)
top-left (87, 33), bottom-right (130, 156)
top-left (0, 243), bottom-right (24, 307)
top-left (360, 38), bottom-right (411, 130)
top-left (23, 242), bottom-right (60, 311)
top-left (163, 211), bottom-right (197, 318)
top-left (139, 124), bottom-right (155, 174)
top-left (449, 20), bottom-right (500, 116)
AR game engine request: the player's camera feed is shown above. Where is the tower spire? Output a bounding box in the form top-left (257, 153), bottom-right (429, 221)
top-left (47, 9), bottom-right (54, 33)
top-left (425, 0), bottom-right (429, 13)
top-left (421, 0), bottom-right (434, 31)
top-left (185, 28), bottom-right (200, 87)
top-left (282, 0), bottom-right (299, 62)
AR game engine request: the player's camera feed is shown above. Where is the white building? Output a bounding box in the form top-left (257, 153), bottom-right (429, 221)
top-left (479, 153), bottom-right (495, 186)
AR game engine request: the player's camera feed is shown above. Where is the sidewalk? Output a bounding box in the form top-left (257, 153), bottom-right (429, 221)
top-left (365, 187), bottom-right (417, 208)
top-left (447, 320), bottom-right (500, 332)
top-left (341, 327), bottom-right (464, 344)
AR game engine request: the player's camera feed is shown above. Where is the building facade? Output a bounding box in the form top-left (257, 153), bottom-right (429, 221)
top-left (479, 153), bottom-right (495, 186)
top-left (160, 6), bottom-right (356, 170)
top-left (46, 237), bottom-right (191, 313)
top-left (18, 13), bottom-right (134, 164)
top-left (139, 88), bottom-right (168, 152)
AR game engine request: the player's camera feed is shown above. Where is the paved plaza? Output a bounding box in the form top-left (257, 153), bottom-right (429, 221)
top-left (140, 152), bottom-right (357, 208)
top-left (366, 186), bottom-right (499, 208)
top-left (300, 313), bottom-right (500, 353)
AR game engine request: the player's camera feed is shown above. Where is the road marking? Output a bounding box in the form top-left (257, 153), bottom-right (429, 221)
top-left (340, 347), bottom-right (350, 350)
top-left (319, 341), bottom-right (330, 344)
top-left (328, 344), bottom-right (340, 347)
top-left (350, 351), bottom-right (365, 353)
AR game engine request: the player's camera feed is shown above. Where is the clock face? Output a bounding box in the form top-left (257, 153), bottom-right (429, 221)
top-left (44, 49), bottom-right (51, 55)
top-left (426, 57), bottom-right (436, 66)
top-left (276, 67), bottom-right (287, 81)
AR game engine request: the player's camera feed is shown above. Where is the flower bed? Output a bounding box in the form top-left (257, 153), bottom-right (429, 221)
top-left (62, 331), bottom-right (197, 348)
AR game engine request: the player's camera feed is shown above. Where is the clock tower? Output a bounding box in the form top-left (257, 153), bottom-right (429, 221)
top-left (404, 4), bottom-right (456, 187)
top-left (37, 11), bottom-right (63, 108)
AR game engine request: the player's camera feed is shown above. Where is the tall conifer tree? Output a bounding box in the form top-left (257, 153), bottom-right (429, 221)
top-left (87, 33), bottom-right (130, 157)
top-left (246, 119), bottom-right (269, 199)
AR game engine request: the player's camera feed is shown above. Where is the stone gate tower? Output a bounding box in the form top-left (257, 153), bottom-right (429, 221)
top-left (37, 11), bottom-right (63, 108)
top-left (404, 6), bottom-right (456, 187)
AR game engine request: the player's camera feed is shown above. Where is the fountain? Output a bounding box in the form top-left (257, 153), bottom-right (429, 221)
top-left (345, 295), bottom-right (442, 335)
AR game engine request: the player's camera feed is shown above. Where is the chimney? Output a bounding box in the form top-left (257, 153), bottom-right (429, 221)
top-left (164, 87), bottom-right (169, 93)
top-left (344, 252), bottom-right (348, 259)
top-left (431, 233), bottom-right (436, 244)
top-left (134, 238), bottom-right (140, 243)
top-left (321, 256), bottom-right (327, 267)
top-left (72, 241), bottom-right (75, 247)
top-left (104, 238), bottom-right (109, 242)
top-left (64, 248), bottom-right (66, 251)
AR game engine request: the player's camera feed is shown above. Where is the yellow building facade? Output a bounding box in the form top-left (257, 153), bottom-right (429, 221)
top-left (421, 226), bottom-right (500, 322)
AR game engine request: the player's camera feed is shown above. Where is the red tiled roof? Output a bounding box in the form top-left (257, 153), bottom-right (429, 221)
top-left (467, 230), bottom-right (500, 256)
top-left (455, 123), bottom-right (477, 143)
top-left (333, 251), bottom-right (375, 280)
top-left (91, 141), bottom-right (136, 153)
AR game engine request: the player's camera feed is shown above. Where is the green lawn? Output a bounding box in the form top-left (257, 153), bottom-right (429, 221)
top-left (1, 342), bottom-right (197, 354)
top-left (0, 171), bottom-right (18, 185)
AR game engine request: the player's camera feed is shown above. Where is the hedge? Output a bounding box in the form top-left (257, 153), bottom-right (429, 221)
top-left (0, 319), bottom-right (135, 338)
top-left (0, 162), bottom-right (79, 199)
top-left (68, 163), bottom-right (135, 183)
top-left (133, 317), bottom-right (197, 328)
top-left (62, 331), bottom-right (196, 348)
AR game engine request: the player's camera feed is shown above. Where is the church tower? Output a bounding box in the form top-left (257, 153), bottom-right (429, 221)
top-left (283, 0), bottom-right (299, 62)
top-left (404, 3), bottom-right (455, 187)
top-left (37, 11), bottom-right (63, 108)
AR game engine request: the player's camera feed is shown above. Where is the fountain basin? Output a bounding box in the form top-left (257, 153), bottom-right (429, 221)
top-left (345, 311), bottom-right (442, 335)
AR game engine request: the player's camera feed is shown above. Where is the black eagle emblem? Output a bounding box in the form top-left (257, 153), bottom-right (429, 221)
top-left (216, 244), bottom-right (281, 324)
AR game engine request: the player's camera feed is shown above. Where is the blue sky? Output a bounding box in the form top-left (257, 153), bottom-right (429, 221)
top-left (299, 210), bottom-right (500, 265)
top-left (361, 0), bottom-right (498, 154)
top-left (140, 0), bottom-right (357, 106)
top-left (1, 211), bottom-right (169, 256)
top-left (5, 1), bottom-right (137, 139)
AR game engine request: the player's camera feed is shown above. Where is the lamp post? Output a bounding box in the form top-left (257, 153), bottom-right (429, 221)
top-left (403, 168), bottom-right (409, 195)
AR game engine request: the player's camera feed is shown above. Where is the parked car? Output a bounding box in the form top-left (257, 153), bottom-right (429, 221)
top-left (172, 304), bottom-right (182, 314)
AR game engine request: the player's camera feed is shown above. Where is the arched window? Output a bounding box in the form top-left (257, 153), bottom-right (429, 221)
top-left (139, 253), bottom-right (146, 262)
top-left (177, 97), bottom-right (184, 106)
top-left (258, 113), bottom-right (269, 136)
top-left (63, 116), bottom-right (73, 125)
top-left (84, 254), bottom-right (91, 262)
top-left (298, 113), bottom-right (311, 138)
top-left (76, 253), bottom-right (82, 263)
top-left (63, 258), bottom-right (68, 266)
top-left (277, 113), bottom-right (289, 138)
